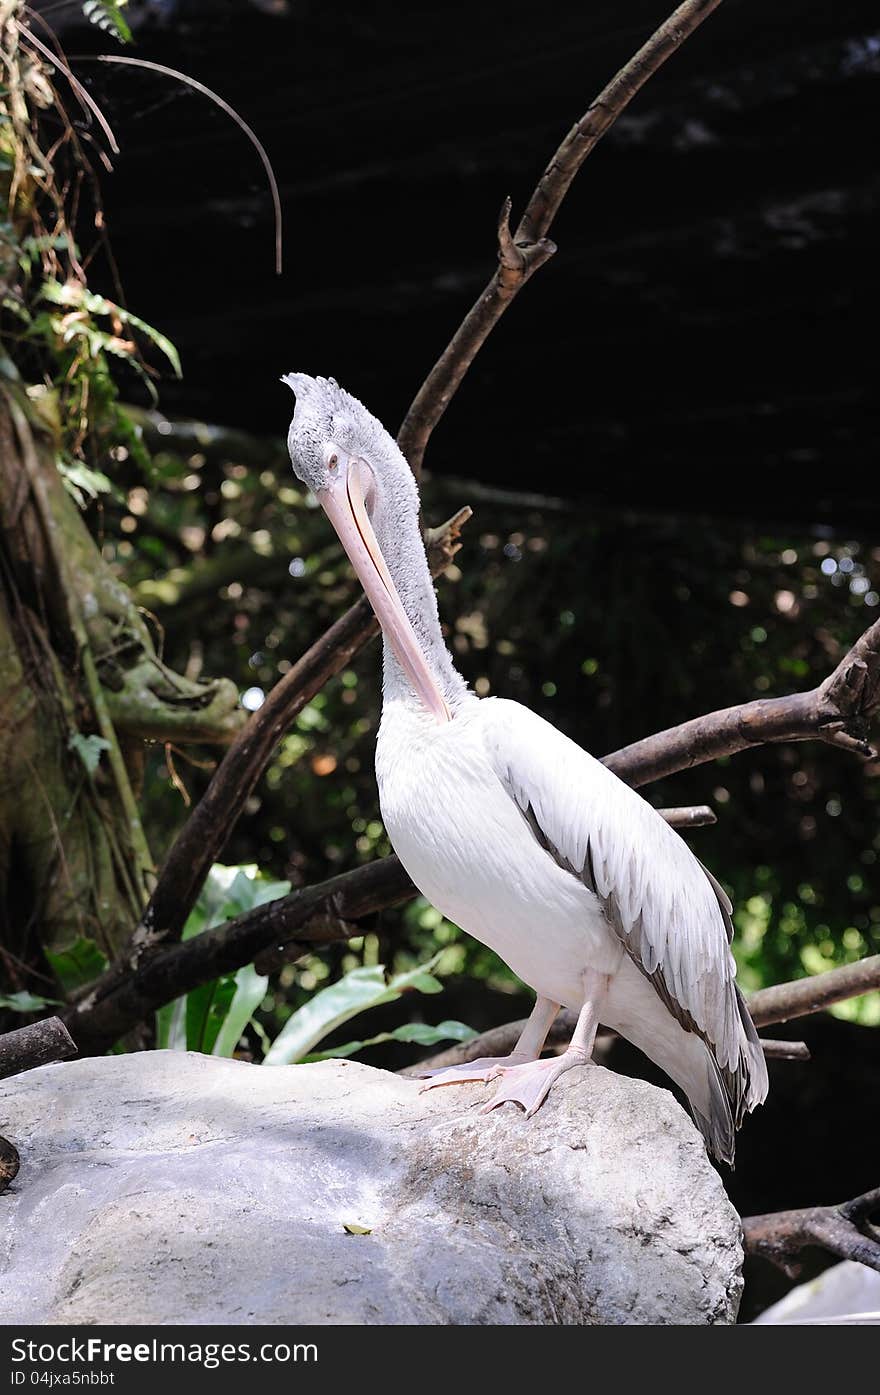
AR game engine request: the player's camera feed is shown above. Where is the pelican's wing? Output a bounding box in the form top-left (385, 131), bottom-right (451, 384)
top-left (483, 698), bottom-right (768, 1133)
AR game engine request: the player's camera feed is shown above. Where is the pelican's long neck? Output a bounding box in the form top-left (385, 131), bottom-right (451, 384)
top-left (370, 470), bottom-right (468, 716)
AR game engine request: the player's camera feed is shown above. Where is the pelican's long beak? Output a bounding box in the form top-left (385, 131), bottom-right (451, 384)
top-left (317, 456), bottom-right (451, 724)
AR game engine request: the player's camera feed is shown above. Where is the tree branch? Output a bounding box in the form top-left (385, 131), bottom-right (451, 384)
top-left (396, 0), bottom-right (724, 479)
top-left (0, 1135), bottom-right (19, 1194)
top-left (743, 1189), bottom-right (880, 1278)
top-left (67, 857), bottom-right (414, 1054)
top-left (748, 956), bottom-right (880, 1029)
top-left (402, 1018), bottom-right (809, 1075)
top-left (603, 618), bottom-right (880, 787)
top-left (0, 1017), bottom-right (77, 1081)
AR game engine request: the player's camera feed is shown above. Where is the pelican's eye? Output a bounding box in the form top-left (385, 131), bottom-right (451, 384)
top-left (327, 452), bottom-right (339, 472)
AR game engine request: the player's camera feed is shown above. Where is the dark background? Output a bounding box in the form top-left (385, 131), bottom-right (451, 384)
top-left (43, 0), bottom-right (879, 525)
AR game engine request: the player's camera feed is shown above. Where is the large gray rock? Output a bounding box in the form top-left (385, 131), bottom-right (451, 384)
top-left (0, 1051), bottom-right (743, 1324)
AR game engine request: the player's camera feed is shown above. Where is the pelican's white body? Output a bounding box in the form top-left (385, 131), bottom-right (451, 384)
top-left (377, 692), bottom-right (761, 1136)
top-left (378, 698), bottom-right (622, 1008)
top-left (284, 373), bottom-right (767, 1161)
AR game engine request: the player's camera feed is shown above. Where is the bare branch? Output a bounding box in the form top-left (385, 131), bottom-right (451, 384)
top-left (743, 1189), bottom-right (880, 1278)
top-left (759, 1039), bottom-right (811, 1062)
top-left (604, 619), bottom-right (880, 788)
top-left (397, 0), bottom-right (724, 479)
top-left (403, 1017), bottom-right (809, 1076)
top-left (0, 1135), bottom-right (19, 1194)
top-left (657, 804), bottom-right (716, 829)
top-left (749, 955), bottom-right (880, 1029)
top-left (0, 1017), bottom-right (77, 1081)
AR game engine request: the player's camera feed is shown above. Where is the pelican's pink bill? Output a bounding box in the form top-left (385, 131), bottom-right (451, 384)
top-left (317, 458), bottom-right (451, 724)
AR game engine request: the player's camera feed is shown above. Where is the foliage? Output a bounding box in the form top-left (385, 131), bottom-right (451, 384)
top-left (81, 2), bottom-right (132, 46)
top-left (0, 6), bottom-right (175, 506)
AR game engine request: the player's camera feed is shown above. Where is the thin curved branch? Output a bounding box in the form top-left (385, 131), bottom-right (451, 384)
top-left (603, 618), bottom-right (880, 788)
top-left (743, 1189), bottom-right (880, 1278)
top-left (397, 0), bottom-right (724, 479)
top-left (92, 55), bottom-right (283, 275)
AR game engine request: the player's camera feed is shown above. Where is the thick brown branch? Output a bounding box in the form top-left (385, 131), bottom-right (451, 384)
top-left (0, 1135), bottom-right (20, 1193)
top-left (743, 1189), bottom-right (880, 1278)
top-left (67, 857), bottom-right (414, 1055)
top-left (397, 0), bottom-right (724, 479)
top-left (603, 618), bottom-right (880, 787)
top-left (0, 1017), bottom-right (77, 1081)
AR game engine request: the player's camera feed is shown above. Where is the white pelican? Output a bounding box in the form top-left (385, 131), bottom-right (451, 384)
top-left (283, 373), bottom-right (768, 1163)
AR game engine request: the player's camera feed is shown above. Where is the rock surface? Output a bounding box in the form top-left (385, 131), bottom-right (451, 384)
top-left (0, 1051), bottom-right (743, 1325)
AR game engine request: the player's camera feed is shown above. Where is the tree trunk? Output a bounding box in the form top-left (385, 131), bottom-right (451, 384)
top-left (0, 390), bottom-right (242, 1018)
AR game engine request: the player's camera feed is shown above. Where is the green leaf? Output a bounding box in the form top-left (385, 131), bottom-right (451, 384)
top-left (0, 991), bottom-right (62, 1012)
top-left (342, 1223), bottom-right (372, 1236)
top-left (158, 864), bottom-right (288, 1052)
top-left (45, 937), bottom-right (109, 994)
top-left (211, 964), bottom-right (269, 1058)
top-left (262, 953), bottom-right (446, 1066)
top-left (81, 1), bottom-right (133, 45)
top-left (40, 279), bottom-right (181, 376)
top-left (305, 1019), bottom-right (477, 1062)
top-left (67, 731), bottom-right (112, 776)
top-left (156, 993), bottom-right (187, 1051)
top-left (186, 975), bottom-right (236, 1054)
top-left (183, 863), bottom-right (291, 938)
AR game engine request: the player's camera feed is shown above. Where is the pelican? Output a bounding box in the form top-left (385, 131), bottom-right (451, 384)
top-left (283, 374), bottom-right (768, 1163)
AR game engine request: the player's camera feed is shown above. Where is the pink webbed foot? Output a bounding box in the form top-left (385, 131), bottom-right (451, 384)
top-left (480, 1049), bottom-right (589, 1119)
top-left (416, 1055), bottom-right (531, 1092)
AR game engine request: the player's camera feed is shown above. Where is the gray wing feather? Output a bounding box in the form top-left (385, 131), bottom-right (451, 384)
top-left (487, 699), bottom-right (768, 1141)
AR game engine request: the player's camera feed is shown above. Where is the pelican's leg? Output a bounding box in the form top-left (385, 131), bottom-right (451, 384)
top-left (481, 970), bottom-right (609, 1118)
top-left (415, 996), bottom-right (560, 1091)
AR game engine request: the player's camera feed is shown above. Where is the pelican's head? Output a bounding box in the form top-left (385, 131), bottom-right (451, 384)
top-left (282, 372), bottom-right (450, 723)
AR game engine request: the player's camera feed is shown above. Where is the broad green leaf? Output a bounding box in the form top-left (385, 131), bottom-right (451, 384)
top-left (186, 975), bottom-right (236, 1054)
top-left (262, 954), bottom-right (445, 1066)
top-left (67, 731), bottom-right (112, 776)
top-left (211, 964), bottom-right (269, 1058)
top-left (342, 1223), bottom-right (372, 1236)
top-left (156, 992), bottom-right (187, 1051)
top-left (305, 1019), bottom-right (477, 1062)
top-left (158, 864), bottom-right (288, 1050)
top-left (183, 863), bottom-right (290, 938)
top-left (0, 991), bottom-right (62, 1012)
top-left (45, 937), bottom-right (109, 993)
